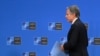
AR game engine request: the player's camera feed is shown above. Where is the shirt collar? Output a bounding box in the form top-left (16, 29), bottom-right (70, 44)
top-left (72, 18), bottom-right (78, 24)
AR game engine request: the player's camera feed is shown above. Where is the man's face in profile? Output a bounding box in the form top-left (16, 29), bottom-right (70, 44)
top-left (65, 9), bottom-right (75, 23)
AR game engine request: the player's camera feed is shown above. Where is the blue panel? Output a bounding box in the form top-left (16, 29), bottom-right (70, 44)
top-left (0, 0), bottom-right (100, 56)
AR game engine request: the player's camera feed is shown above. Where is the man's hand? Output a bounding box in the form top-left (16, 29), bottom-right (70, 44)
top-left (60, 45), bottom-right (64, 51)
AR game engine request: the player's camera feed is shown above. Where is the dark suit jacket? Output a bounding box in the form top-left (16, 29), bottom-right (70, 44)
top-left (63, 19), bottom-right (89, 56)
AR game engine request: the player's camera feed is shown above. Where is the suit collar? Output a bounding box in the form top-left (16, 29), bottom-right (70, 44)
top-left (71, 18), bottom-right (78, 24)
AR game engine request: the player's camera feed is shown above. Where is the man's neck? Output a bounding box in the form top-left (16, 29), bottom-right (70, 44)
top-left (71, 17), bottom-right (78, 24)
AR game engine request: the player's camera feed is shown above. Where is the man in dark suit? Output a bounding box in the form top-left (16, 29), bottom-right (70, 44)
top-left (61, 5), bottom-right (89, 56)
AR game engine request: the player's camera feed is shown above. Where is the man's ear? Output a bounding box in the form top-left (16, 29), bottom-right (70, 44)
top-left (73, 13), bottom-right (76, 17)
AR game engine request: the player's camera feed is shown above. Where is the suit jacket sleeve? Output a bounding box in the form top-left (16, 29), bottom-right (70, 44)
top-left (63, 24), bottom-right (79, 50)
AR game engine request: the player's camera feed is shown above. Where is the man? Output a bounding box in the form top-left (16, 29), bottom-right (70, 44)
top-left (61, 5), bottom-right (89, 56)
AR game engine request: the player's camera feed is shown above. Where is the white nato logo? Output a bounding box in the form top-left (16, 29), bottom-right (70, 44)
top-left (60, 37), bottom-right (67, 45)
top-left (7, 37), bottom-right (14, 45)
top-left (34, 37), bottom-right (41, 45)
top-left (88, 37), bottom-right (94, 45)
top-left (22, 22), bottom-right (29, 30)
top-left (23, 52), bottom-right (29, 56)
top-left (48, 22), bottom-right (55, 31)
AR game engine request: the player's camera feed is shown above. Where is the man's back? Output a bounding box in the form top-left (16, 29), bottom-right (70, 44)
top-left (65, 19), bottom-right (88, 56)
top-left (61, 5), bottom-right (89, 56)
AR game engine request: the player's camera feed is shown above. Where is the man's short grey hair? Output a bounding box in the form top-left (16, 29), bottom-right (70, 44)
top-left (67, 5), bottom-right (80, 18)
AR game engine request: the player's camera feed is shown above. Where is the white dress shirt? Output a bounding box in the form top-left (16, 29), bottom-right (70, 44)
top-left (71, 18), bottom-right (78, 24)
